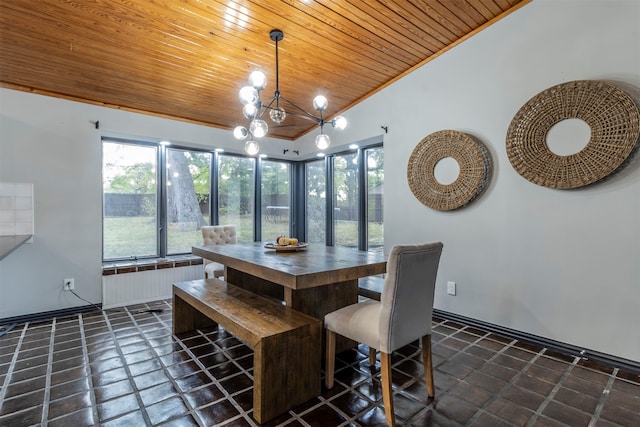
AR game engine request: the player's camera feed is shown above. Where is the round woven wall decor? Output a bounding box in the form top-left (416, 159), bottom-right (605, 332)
top-left (506, 80), bottom-right (640, 189)
top-left (407, 130), bottom-right (491, 211)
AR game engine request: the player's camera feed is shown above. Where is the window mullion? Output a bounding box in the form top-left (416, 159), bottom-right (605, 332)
top-left (158, 144), bottom-right (168, 257)
top-left (357, 148), bottom-right (367, 251)
top-left (291, 162), bottom-right (305, 242)
top-left (254, 158), bottom-right (262, 241)
top-left (211, 152), bottom-right (219, 225)
top-left (325, 155), bottom-right (334, 246)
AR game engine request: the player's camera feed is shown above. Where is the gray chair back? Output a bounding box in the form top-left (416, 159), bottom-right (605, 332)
top-left (379, 242), bottom-right (443, 353)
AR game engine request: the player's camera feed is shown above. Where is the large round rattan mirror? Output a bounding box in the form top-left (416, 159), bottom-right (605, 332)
top-left (506, 80), bottom-right (640, 189)
top-left (407, 130), bottom-right (491, 211)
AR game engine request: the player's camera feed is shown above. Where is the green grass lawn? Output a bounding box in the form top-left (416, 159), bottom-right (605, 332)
top-left (104, 215), bottom-right (383, 259)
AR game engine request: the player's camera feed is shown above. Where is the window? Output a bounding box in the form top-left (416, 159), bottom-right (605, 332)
top-left (103, 140), bottom-right (213, 260)
top-left (103, 141), bottom-right (158, 259)
top-left (166, 148), bottom-right (211, 254)
top-left (305, 159), bottom-right (326, 244)
top-left (102, 137), bottom-right (382, 261)
top-left (218, 155), bottom-right (255, 243)
top-left (261, 160), bottom-right (291, 241)
top-left (333, 152), bottom-right (359, 248)
top-left (102, 140), bottom-right (263, 260)
top-left (366, 147), bottom-right (384, 251)
top-left (305, 145), bottom-right (383, 250)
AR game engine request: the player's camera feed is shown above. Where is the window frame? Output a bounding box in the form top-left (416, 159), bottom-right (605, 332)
top-left (303, 141), bottom-right (383, 251)
top-left (102, 136), bottom-right (382, 263)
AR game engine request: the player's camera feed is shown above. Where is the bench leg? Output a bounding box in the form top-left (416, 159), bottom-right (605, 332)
top-left (253, 322), bottom-right (321, 424)
top-left (172, 293), bottom-right (217, 334)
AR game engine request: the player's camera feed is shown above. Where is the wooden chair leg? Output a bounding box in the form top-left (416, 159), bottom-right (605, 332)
top-left (325, 330), bottom-right (336, 388)
top-left (369, 346), bottom-right (376, 365)
top-left (380, 351), bottom-right (395, 427)
top-left (421, 335), bottom-right (435, 397)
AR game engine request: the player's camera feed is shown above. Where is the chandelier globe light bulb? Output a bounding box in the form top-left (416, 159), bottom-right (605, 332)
top-left (333, 115), bottom-right (347, 130)
top-left (243, 103), bottom-right (258, 119)
top-left (244, 140), bottom-right (260, 155)
top-left (239, 86), bottom-right (259, 105)
top-left (250, 119), bottom-right (268, 138)
top-left (249, 71), bottom-right (267, 91)
top-left (313, 95), bottom-right (328, 111)
top-left (233, 126), bottom-right (248, 140)
top-left (269, 106), bottom-right (286, 124)
top-left (315, 133), bottom-right (331, 150)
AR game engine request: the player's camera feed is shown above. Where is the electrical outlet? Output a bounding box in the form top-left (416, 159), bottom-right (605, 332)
top-left (447, 281), bottom-right (456, 296)
top-left (63, 278), bottom-right (74, 291)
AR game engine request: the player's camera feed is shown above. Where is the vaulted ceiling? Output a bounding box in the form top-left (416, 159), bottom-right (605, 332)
top-left (0, 0), bottom-right (530, 140)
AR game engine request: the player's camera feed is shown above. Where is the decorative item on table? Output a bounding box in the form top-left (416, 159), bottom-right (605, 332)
top-left (276, 235), bottom-right (298, 246)
top-left (265, 236), bottom-right (308, 252)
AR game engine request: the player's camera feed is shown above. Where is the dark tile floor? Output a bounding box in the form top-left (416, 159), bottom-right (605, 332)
top-left (0, 299), bottom-right (638, 426)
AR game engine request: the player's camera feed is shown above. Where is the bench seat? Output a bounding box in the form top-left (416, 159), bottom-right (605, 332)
top-left (173, 278), bottom-right (321, 424)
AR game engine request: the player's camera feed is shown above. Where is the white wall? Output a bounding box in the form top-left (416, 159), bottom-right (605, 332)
top-left (298, 0), bottom-right (640, 362)
top-left (0, 91), bottom-right (292, 319)
top-left (1, 0), bottom-right (638, 362)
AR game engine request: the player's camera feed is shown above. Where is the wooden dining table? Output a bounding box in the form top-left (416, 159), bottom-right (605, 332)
top-left (192, 242), bottom-right (387, 351)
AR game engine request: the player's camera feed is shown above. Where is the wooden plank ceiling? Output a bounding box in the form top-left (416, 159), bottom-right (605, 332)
top-left (0, 0), bottom-right (530, 140)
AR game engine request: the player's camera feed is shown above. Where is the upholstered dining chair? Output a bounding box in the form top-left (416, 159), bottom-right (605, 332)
top-left (324, 242), bottom-right (443, 427)
top-left (201, 225), bottom-right (237, 279)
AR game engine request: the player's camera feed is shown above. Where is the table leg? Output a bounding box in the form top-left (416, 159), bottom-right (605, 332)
top-left (225, 269), bottom-right (359, 353)
top-left (283, 280), bottom-right (358, 354)
top-left (282, 280), bottom-right (358, 318)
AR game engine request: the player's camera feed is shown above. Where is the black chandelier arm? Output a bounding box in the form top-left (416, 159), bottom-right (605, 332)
top-left (277, 95), bottom-right (324, 122)
top-left (268, 121), bottom-right (320, 129)
top-left (256, 94), bottom-right (328, 124)
top-left (258, 98), bottom-right (277, 119)
top-left (278, 112), bottom-right (321, 124)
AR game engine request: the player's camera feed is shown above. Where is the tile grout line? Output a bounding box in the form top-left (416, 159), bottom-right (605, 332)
top-left (471, 345), bottom-right (546, 426)
top-left (588, 367), bottom-right (618, 427)
top-left (0, 323), bottom-right (28, 414)
top-left (40, 318), bottom-right (56, 425)
top-left (77, 312), bottom-right (101, 426)
top-left (524, 353), bottom-right (580, 426)
top-left (151, 304), bottom-right (255, 426)
top-left (3, 304), bottom-right (637, 427)
top-left (432, 329), bottom-right (537, 427)
top-left (149, 302), bottom-right (232, 426)
top-left (268, 313), bottom-right (452, 424)
top-left (123, 303), bottom-right (201, 426)
top-left (188, 328), bottom-right (256, 427)
top-left (401, 328), bottom-right (482, 425)
top-left (191, 321), bottom-right (314, 427)
top-left (380, 320), bottom-right (489, 424)
top-left (100, 309), bottom-right (153, 425)
top-left (367, 319), bottom-right (470, 425)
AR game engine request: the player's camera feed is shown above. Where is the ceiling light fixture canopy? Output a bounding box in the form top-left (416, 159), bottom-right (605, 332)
top-left (233, 29), bottom-right (347, 155)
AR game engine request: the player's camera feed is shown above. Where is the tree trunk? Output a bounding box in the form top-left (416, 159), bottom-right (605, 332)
top-left (167, 150), bottom-right (206, 231)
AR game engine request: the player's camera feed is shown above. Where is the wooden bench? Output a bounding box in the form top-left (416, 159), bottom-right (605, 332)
top-left (172, 278), bottom-right (321, 424)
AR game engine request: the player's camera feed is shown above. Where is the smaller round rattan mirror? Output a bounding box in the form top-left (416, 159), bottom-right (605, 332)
top-left (506, 80), bottom-right (640, 189)
top-left (407, 130), bottom-right (491, 211)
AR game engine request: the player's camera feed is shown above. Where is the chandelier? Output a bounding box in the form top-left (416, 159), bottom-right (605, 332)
top-left (233, 29), bottom-right (347, 155)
